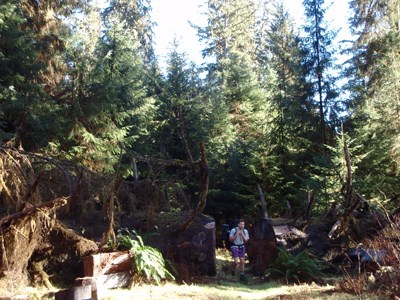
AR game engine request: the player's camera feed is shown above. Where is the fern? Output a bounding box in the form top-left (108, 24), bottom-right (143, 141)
top-left (106, 228), bottom-right (175, 285)
top-left (265, 247), bottom-right (325, 284)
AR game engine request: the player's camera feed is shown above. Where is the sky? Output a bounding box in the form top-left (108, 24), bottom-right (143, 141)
top-left (151, 0), bottom-right (207, 70)
top-left (150, 0), bottom-right (352, 71)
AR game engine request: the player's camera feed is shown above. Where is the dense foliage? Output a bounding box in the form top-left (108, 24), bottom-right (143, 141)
top-left (1, 0), bottom-right (399, 223)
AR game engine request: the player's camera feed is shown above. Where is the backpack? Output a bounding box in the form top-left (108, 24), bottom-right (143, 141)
top-left (222, 219), bottom-right (240, 249)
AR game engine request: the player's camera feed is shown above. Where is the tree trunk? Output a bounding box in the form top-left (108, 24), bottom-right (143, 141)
top-left (257, 184), bottom-right (269, 218)
top-left (305, 189), bottom-right (315, 222)
top-left (131, 158), bottom-right (138, 181)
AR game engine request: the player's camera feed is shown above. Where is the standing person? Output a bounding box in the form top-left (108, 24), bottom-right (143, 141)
top-left (229, 218), bottom-right (249, 281)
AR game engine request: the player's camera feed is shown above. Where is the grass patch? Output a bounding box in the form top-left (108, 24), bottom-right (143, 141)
top-left (98, 248), bottom-right (371, 300)
top-left (13, 248), bottom-right (381, 299)
top-left (100, 281), bottom-right (360, 300)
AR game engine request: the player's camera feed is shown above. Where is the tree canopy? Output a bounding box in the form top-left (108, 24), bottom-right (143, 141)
top-left (1, 0), bottom-right (399, 224)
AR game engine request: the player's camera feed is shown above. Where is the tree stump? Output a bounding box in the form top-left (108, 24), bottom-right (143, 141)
top-left (246, 218), bottom-right (278, 276)
top-left (166, 214), bottom-right (217, 281)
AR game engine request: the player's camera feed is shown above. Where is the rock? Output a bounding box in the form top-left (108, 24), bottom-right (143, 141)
top-left (349, 248), bottom-right (386, 264)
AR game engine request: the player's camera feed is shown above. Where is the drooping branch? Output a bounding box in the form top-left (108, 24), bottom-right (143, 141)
top-left (0, 146), bottom-right (74, 195)
top-left (124, 147), bottom-right (197, 168)
top-left (123, 146), bottom-right (198, 184)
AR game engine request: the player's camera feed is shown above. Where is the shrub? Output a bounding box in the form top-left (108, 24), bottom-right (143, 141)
top-left (338, 211), bottom-right (400, 298)
top-left (264, 247), bottom-right (325, 284)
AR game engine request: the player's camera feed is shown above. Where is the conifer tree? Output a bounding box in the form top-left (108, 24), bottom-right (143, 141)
top-left (0, 0), bottom-right (83, 150)
top-left (52, 1), bottom-right (155, 173)
top-left (155, 39), bottom-right (206, 162)
top-left (302, 0), bottom-right (339, 146)
top-left (197, 0), bottom-right (277, 218)
top-left (103, 0), bottom-right (156, 65)
top-left (345, 0), bottom-right (400, 209)
top-left (252, 2), bottom-right (320, 215)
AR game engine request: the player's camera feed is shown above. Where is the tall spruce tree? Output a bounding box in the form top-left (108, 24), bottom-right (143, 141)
top-left (302, 0), bottom-right (339, 146)
top-left (103, 0), bottom-right (155, 64)
top-left (298, 0), bottom-right (348, 214)
top-left (197, 0), bottom-right (278, 219)
top-left (252, 2), bottom-right (320, 215)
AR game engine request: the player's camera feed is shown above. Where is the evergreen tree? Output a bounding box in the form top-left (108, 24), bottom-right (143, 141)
top-left (49, 1), bottom-right (156, 173)
top-left (345, 0), bottom-right (400, 209)
top-left (198, 0), bottom-right (261, 148)
top-left (1, 0), bottom-right (40, 145)
top-left (197, 0), bottom-right (277, 219)
top-left (155, 39), bottom-right (207, 162)
top-left (302, 0), bottom-right (339, 146)
top-left (252, 2), bottom-right (320, 215)
top-left (0, 0), bottom-right (83, 150)
top-left (103, 0), bottom-right (156, 64)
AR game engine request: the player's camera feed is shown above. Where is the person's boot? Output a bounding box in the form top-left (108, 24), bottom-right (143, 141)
top-left (239, 273), bottom-right (247, 282)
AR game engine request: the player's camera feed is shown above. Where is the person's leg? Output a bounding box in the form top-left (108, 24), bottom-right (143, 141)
top-left (239, 257), bottom-right (245, 273)
top-left (231, 247), bottom-right (239, 275)
top-left (233, 257), bottom-right (239, 274)
top-left (238, 248), bottom-right (247, 281)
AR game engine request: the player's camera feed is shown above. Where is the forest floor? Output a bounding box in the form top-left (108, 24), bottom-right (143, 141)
top-left (23, 248), bottom-right (381, 300)
top-left (97, 248), bottom-right (380, 300)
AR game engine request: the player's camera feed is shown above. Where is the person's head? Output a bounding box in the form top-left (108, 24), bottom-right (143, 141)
top-left (238, 218), bottom-right (245, 229)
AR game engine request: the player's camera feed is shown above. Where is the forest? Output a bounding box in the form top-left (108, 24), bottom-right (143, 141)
top-left (0, 0), bottom-right (399, 299)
